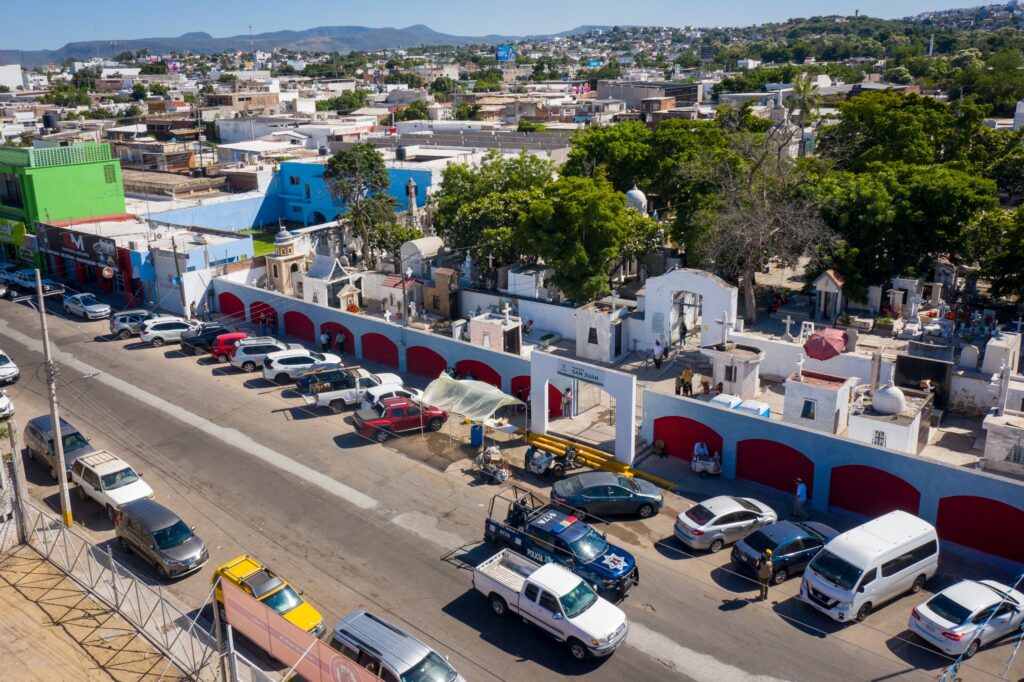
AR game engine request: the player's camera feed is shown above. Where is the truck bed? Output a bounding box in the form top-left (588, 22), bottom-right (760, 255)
top-left (475, 549), bottom-right (539, 593)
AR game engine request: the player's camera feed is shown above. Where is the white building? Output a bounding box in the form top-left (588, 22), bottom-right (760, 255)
top-left (0, 65), bottom-right (23, 91)
top-left (847, 385), bottom-right (933, 455)
top-left (783, 370), bottom-right (858, 434)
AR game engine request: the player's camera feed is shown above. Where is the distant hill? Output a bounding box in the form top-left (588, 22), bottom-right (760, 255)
top-left (0, 24), bottom-right (522, 67)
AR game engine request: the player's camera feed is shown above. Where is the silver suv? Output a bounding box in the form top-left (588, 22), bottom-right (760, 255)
top-left (109, 309), bottom-right (159, 339)
top-left (116, 499), bottom-right (209, 579)
top-left (230, 337), bottom-right (294, 372)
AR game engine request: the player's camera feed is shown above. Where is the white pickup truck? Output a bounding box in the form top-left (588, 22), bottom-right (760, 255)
top-left (473, 549), bottom-right (628, 661)
top-left (302, 368), bottom-right (404, 411)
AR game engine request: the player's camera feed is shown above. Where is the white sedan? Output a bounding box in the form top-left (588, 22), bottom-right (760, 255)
top-left (0, 389), bottom-right (13, 420)
top-left (910, 579), bottom-right (1024, 658)
top-left (64, 293), bottom-right (112, 320)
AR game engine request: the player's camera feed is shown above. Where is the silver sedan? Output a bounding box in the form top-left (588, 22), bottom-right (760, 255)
top-left (910, 579), bottom-right (1024, 658)
top-left (64, 293), bottom-right (111, 319)
top-left (674, 495), bottom-right (778, 553)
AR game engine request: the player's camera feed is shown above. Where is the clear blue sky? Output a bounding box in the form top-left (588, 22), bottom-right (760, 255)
top-left (6, 0), bottom-right (978, 50)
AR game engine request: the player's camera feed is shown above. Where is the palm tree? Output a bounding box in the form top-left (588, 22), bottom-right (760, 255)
top-left (787, 75), bottom-right (820, 156)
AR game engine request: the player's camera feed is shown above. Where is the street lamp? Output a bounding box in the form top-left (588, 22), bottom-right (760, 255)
top-left (402, 265), bottom-right (413, 328)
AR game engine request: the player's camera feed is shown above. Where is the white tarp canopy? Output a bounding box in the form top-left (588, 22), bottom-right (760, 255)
top-left (420, 373), bottom-right (523, 423)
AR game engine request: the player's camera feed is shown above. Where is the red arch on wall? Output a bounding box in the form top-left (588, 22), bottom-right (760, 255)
top-left (407, 346), bottom-right (447, 378)
top-left (218, 292), bottom-right (246, 321)
top-left (319, 322), bottom-right (354, 355)
top-left (937, 496), bottom-right (1024, 564)
top-left (361, 332), bottom-right (399, 367)
top-left (510, 376), bottom-right (563, 418)
top-left (456, 359), bottom-right (501, 389)
top-left (249, 301), bottom-right (279, 332)
top-left (828, 465), bottom-right (920, 517)
top-left (652, 416), bottom-right (723, 462)
top-left (283, 311), bottom-right (315, 343)
top-left (736, 439), bottom-right (814, 496)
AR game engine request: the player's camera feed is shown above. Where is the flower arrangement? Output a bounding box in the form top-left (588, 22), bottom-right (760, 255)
top-left (346, 303), bottom-right (361, 314)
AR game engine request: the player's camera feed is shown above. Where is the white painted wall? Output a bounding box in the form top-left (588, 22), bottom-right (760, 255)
top-left (634, 269), bottom-right (738, 350)
top-left (730, 331), bottom-right (886, 382)
top-left (783, 378), bottom-right (847, 433)
top-left (0, 65), bottom-right (23, 90)
top-left (459, 289), bottom-right (578, 340)
top-left (848, 412), bottom-right (919, 455)
top-left (949, 371), bottom-right (998, 417)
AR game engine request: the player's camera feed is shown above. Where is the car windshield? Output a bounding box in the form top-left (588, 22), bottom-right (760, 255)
top-left (58, 432), bottom-right (89, 452)
top-left (795, 523), bottom-right (826, 541)
top-left (400, 651), bottom-right (458, 682)
top-left (101, 467), bottom-right (140, 491)
top-left (926, 593), bottom-right (974, 625)
top-left (372, 404), bottom-right (387, 417)
top-left (809, 550), bottom-right (863, 591)
top-left (0, 354), bottom-right (10, 366)
top-left (569, 527), bottom-right (609, 562)
top-left (260, 585), bottom-right (303, 615)
top-left (152, 520), bottom-right (193, 550)
top-left (559, 580), bottom-right (598, 618)
top-left (560, 477), bottom-right (583, 495)
top-left (731, 496), bottom-right (759, 512)
top-left (742, 530), bottom-right (776, 554)
top-left (617, 476), bottom-right (640, 492)
top-left (79, 295), bottom-right (98, 305)
top-left (685, 504), bottom-right (714, 525)
top-left (309, 352), bottom-right (325, 361)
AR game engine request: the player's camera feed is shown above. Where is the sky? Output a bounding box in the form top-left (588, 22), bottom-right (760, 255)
top-left (4, 0), bottom-right (982, 50)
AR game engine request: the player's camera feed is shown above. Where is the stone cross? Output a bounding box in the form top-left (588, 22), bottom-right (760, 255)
top-left (1013, 317), bottom-right (1024, 333)
top-left (383, 310), bottom-right (392, 324)
top-left (887, 288), bottom-right (903, 314)
top-left (909, 293), bottom-right (924, 318)
top-left (503, 303), bottom-right (512, 322)
top-left (409, 301), bottom-right (417, 320)
top-left (782, 315), bottom-right (795, 342)
top-left (796, 354), bottom-right (805, 381)
top-left (717, 312), bottom-right (732, 345)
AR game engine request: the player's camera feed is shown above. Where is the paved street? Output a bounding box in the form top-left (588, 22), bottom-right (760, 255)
top-left (1, 297), bottom-right (1022, 682)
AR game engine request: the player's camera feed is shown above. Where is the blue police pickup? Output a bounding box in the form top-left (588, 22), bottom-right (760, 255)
top-left (484, 485), bottom-right (639, 597)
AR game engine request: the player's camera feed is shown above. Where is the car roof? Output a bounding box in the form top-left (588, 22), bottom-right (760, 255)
top-left (571, 471), bottom-right (618, 488)
top-left (701, 495), bottom-right (758, 515)
top-left (145, 315), bottom-right (184, 324)
top-left (121, 498), bottom-right (181, 531)
top-left (367, 383), bottom-right (407, 397)
top-left (753, 520), bottom-right (835, 544)
top-left (27, 415), bottom-right (77, 437)
top-left (332, 610), bottom-right (431, 673)
top-left (380, 397), bottom-right (418, 408)
top-left (78, 450), bottom-right (132, 475)
top-left (827, 510), bottom-right (935, 567)
top-left (237, 336), bottom-right (279, 345)
top-left (215, 332), bottom-right (248, 342)
top-left (532, 562), bottom-right (584, 595)
top-left (935, 580), bottom-right (1017, 611)
top-left (267, 348), bottom-right (312, 359)
top-left (113, 309), bottom-right (152, 316)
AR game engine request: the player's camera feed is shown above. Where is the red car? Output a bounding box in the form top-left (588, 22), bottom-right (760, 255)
top-left (352, 397), bottom-right (447, 443)
top-left (210, 332), bottom-right (248, 362)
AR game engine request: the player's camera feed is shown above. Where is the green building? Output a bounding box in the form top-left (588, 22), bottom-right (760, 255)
top-left (0, 142), bottom-right (126, 265)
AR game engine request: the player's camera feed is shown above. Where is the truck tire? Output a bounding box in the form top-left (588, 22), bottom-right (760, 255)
top-left (118, 329), bottom-right (131, 340)
top-left (76, 484), bottom-right (86, 501)
top-left (489, 594), bottom-right (507, 617)
top-left (106, 505), bottom-right (116, 522)
top-left (330, 400), bottom-right (345, 412)
top-left (567, 638), bottom-right (590, 661)
top-left (552, 463), bottom-right (566, 478)
top-left (375, 429), bottom-right (390, 443)
top-left (275, 373), bottom-right (290, 384)
top-left (427, 417), bottom-right (443, 431)
top-left (151, 337), bottom-right (165, 347)
top-left (190, 345), bottom-right (203, 356)
top-left (241, 361), bottom-right (256, 372)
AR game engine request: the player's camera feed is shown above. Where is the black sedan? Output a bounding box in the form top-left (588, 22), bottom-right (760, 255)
top-left (551, 471), bottom-right (664, 519)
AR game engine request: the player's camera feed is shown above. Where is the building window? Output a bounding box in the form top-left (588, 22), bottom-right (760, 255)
top-left (800, 399), bottom-right (816, 420)
top-left (304, 184), bottom-right (311, 200)
top-left (724, 366), bottom-right (736, 382)
top-left (292, 206), bottom-right (302, 214)
top-left (588, 327), bottom-right (598, 344)
top-left (103, 164), bottom-right (116, 184)
top-left (272, 264), bottom-right (279, 278)
top-left (289, 176), bottom-right (300, 185)
top-left (482, 332), bottom-right (491, 348)
top-left (432, 295), bottom-right (440, 309)
top-left (872, 430), bottom-right (887, 447)
top-left (1007, 442), bottom-right (1024, 465)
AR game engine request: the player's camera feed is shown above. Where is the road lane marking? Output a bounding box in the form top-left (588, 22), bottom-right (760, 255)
top-left (391, 511), bottom-right (472, 549)
top-left (627, 621), bottom-right (791, 681)
top-left (0, 320), bottom-right (379, 511)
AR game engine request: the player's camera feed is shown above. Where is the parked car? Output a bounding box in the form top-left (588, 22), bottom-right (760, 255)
top-left (63, 293), bottom-right (111, 320)
top-left (0, 389), bottom-right (13, 420)
top-left (473, 549), bottom-right (629, 661)
top-left (178, 323), bottom-right (229, 356)
top-left (303, 368), bottom-right (404, 411)
top-left (551, 471), bottom-right (664, 520)
top-left (209, 332), bottom-right (248, 362)
top-left (910, 579), bottom-right (1024, 658)
top-left (674, 495), bottom-right (777, 553)
top-left (12, 268), bottom-right (59, 293)
top-left (294, 365), bottom-right (354, 393)
top-left (109, 309), bottom-right (159, 340)
top-left (71, 451), bottom-right (154, 521)
top-left (328, 610), bottom-right (466, 682)
top-left (359, 384), bottom-right (424, 411)
top-left (23, 415), bottom-right (95, 479)
top-left (212, 555), bottom-right (326, 637)
top-left (229, 337), bottom-right (295, 372)
top-left (0, 349), bottom-right (19, 385)
top-left (800, 510), bottom-right (939, 623)
top-left (116, 498), bottom-right (209, 579)
top-left (352, 397), bottom-right (447, 442)
top-left (261, 349), bottom-right (341, 383)
top-left (732, 520), bottom-right (838, 585)
top-left (140, 316), bottom-right (201, 346)
top-left (0, 262), bottom-right (19, 285)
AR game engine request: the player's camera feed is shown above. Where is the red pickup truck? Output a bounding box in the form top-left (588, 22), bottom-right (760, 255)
top-left (352, 397), bottom-right (447, 442)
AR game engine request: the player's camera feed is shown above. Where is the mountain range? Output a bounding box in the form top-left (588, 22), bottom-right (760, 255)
top-left (0, 24), bottom-right (605, 68)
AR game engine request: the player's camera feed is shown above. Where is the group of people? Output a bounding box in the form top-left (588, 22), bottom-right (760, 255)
top-left (187, 299), bottom-right (214, 322)
top-left (319, 330), bottom-right (347, 354)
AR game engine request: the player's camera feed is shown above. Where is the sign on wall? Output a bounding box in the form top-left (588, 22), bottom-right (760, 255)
top-left (35, 223), bottom-right (119, 270)
top-left (557, 360), bottom-right (604, 386)
top-left (496, 45), bottom-right (516, 62)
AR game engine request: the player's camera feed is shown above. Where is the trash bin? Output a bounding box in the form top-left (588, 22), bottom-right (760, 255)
top-left (470, 424), bottom-right (484, 448)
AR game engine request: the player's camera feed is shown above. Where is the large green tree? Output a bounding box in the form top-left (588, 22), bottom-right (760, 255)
top-left (980, 207), bottom-right (1024, 299)
top-left (323, 144), bottom-right (392, 264)
top-left (562, 120), bottom-right (652, 193)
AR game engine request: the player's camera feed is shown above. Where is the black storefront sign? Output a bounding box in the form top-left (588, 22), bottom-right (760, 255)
top-left (35, 223), bottom-right (119, 271)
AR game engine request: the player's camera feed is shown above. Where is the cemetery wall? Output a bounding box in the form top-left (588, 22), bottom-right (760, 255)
top-left (730, 331), bottom-right (894, 382)
top-left (948, 370), bottom-right (997, 417)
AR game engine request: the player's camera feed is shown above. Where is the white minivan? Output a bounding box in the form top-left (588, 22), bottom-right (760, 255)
top-left (799, 510), bottom-right (938, 623)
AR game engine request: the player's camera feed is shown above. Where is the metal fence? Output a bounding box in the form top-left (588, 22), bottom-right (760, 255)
top-left (0, 461), bottom-right (19, 554)
top-left (19, 499), bottom-right (220, 681)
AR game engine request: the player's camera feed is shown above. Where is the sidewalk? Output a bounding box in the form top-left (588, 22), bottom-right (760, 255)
top-left (0, 545), bottom-right (188, 681)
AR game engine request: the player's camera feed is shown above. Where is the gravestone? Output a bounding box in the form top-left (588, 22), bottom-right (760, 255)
top-left (908, 339), bottom-right (955, 362)
top-left (958, 344), bottom-right (980, 371)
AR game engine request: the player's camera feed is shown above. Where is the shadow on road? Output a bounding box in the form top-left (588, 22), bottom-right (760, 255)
top-left (771, 597), bottom-right (845, 638)
top-left (710, 565), bottom-right (759, 594)
top-left (653, 537), bottom-right (697, 561)
top-left (884, 629), bottom-right (951, 672)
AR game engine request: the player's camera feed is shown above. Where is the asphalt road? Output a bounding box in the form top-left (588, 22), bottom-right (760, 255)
top-left (1, 297), bottom-right (1021, 682)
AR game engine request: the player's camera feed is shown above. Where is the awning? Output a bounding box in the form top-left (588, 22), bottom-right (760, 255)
top-left (420, 373), bottom-right (523, 423)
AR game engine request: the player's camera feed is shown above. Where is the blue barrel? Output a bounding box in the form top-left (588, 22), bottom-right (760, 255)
top-left (470, 424), bottom-right (484, 447)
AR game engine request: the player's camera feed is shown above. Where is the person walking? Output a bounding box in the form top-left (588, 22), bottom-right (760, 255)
top-left (319, 331), bottom-right (330, 352)
top-left (653, 338), bottom-right (664, 369)
top-left (258, 313), bottom-right (267, 336)
top-left (199, 298), bottom-right (211, 321)
top-left (793, 478), bottom-right (810, 519)
top-left (680, 321), bottom-right (688, 347)
top-left (189, 300), bottom-right (197, 320)
top-left (336, 330), bottom-right (346, 354)
top-left (682, 368), bottom-right (694, 396)
top-left (562, 387), bottom-right (573, 419)
top-left (675, 371), bottom-right (685, 396)
top-left (756, 549), bottom-right (774, 601)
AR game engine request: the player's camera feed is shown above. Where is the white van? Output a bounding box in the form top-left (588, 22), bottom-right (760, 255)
top-left (799, 510), bottom-right (938, 623)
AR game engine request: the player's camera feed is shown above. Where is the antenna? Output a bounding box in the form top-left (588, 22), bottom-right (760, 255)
top-left (250, 25), bottom-right (254, 55)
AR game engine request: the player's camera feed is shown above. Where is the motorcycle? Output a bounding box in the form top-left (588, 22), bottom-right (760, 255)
top-left (525, 445), bottom-right (580, 479)
top-left (474, 445), bottom-right (510, 484)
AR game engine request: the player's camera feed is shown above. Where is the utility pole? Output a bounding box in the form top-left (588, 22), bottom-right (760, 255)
top-left (170, 236), bottom-right (188, 316)
top-left (35, 270), bottom-right (73, 528)
top-left (7, 418), bottom-right (30, 543)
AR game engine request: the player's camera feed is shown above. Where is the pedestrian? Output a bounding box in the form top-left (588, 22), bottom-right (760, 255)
top-left (756, 549), bottom-right (774, 601)
top-left (259, 312), bottom-right (267, 336)
top-left (675, 371), bottom-right (684, 396)
top-left (793, 478), bottom-right (809, 519)
top-left (336, 330), bottom-right (346, 354)
top-left (682, 368), bottom-right (694, 396)
top-left (653, 339), bottom-right (664, 369)
top-left (200, 298), bottom-right (211, 321)
top-left (319, 331), bottom-right (330, 352)
top-left (680, 320), bottom-right (688, 347)
top-left (562, 387), bottom-right (573, 419)
top-left (189, 300), bottom-right (197, 320)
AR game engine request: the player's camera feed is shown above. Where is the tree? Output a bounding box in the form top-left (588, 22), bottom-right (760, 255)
top-left (114, 51), bottom-right (136, 64)
top-left (217, 73), bottom-right (237, 84)
top-left (517, 119), bottom-right (545, 132)
top-left (430, 76), bottom-right (460, 98)
top-left (323, 144), bottom-right (392, 264)
top-left (130, 83), bottom-right (147, 101)
top-left (886, 65), bottom-right (913, 84)
top-left (453, 102), bottom-right (481, 120)
top-left (70, 67), bottom-right (99, 90)
top-left (384, 71), bottom-right (424, 88)
top-left (316, 90), bottom-right (368, 114)
top-left (519, 176), bottom-right (636, 303)
top-left (980, 207), bottom-right (1024, 299)
top-left (363, 196), bottom-right (423, 263)
top-left (149, 83), bottom-right (169, 98)
top-left (395, 100), bottom-right (428, 121)
top-left (787, 75), bottom-right (819, 156)
top-left (140, 62), bottom-right (167, 75)
top-left (562, 120), bottom-right (653, 193)
top-left (0, 86), bottom-right (9, 94)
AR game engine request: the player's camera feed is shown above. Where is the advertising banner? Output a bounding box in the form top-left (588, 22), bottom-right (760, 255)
top-left (0, 219), bottom-right (25, 246)
top-left (496, 45), bottom-right (516, 62)
top-left (35, 223), bottom-right (119, 270)
top-left (221, 581), bottom-right (381, 682)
